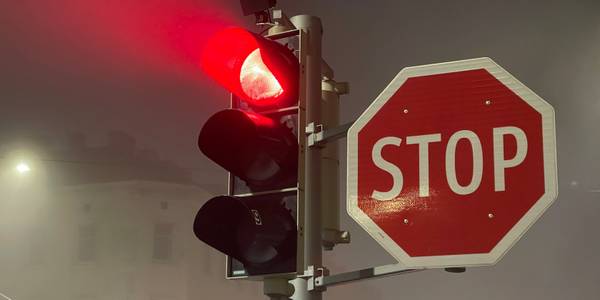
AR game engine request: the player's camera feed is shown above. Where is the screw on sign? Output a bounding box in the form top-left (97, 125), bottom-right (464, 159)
top-left (347, 58), bottom-right (558, 268)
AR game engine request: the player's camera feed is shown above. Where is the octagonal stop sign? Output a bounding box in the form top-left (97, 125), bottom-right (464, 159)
top-left (347, 57), bottom-right (558, 268)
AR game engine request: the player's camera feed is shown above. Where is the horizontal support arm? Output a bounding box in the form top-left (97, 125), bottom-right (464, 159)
top-left (315, 263), bottom-right (424, 288)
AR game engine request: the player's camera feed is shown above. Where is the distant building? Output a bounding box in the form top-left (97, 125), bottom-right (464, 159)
top-left (48, 131), bottom-right (195, 187)
top-left (0, 131), bottom-right (263, 300)
top-left (0, 131), bottom-right (381, 300)
top-left (0, 131), bottom-right (196, 187)
top-left (0, 180), bottom-right (263, 300)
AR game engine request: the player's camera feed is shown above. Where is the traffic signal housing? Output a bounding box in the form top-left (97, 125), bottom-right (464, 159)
top-left (193, 26), bottom-right (303, 278)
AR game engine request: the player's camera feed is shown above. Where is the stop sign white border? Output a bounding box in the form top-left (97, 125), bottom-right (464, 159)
top-left (346, 57), bottom-right (558, 268)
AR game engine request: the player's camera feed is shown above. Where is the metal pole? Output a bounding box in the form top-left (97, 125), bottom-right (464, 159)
top-left (321, 79), bottom-right (340, 250)
top-left (290, 277), bottom-right (308, 300)
top-left (321, 79), bottom-right (351, 250)
top-left (290, 14), bottom-right (323, 300)
top-left (264, 277), bottom-right (294, 300)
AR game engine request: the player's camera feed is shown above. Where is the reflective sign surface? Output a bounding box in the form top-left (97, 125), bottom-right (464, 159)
top-left (347, 58), bottom-right (558, 268)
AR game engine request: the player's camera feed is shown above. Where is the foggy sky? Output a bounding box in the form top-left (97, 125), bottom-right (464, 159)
top-left (1, 0), bottom-right (599, 299)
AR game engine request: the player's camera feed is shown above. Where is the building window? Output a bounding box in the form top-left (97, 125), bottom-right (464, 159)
top-left (82, 203), bottom-right (92, 214)
top-left (153, 223), bottom-right (173, 262)
top-left (77, 224), bottom-right (97, 263)
top-left (73, 294), bottom-right (97, 300)
top-left (26, 227), bottom-right (46, 266)
top-left (28, 237), bottom-right (45, 266)
top-left (160, 201), bottom-right (169, 210)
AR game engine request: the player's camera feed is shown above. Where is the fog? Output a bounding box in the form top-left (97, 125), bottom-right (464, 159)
top-left (1, 0), bottom-right (599, 299)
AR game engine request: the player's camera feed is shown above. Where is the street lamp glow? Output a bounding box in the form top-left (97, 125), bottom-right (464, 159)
top-left (15, 162), bottom-right (31, 174)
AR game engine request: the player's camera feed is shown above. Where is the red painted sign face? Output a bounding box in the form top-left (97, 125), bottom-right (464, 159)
top-left (347, 58), bottom-right (557, 268)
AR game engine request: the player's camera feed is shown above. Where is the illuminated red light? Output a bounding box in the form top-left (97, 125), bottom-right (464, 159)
top-left (240, 49), bottom-right (284, 101)
top-left (201, 27), bottom-right (298, 108)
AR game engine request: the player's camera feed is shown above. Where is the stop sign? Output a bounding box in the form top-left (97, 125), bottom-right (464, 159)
top-left (347, 57), bottom-right (558, 268)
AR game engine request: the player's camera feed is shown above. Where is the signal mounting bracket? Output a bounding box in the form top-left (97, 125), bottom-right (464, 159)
top-left (313, 264), bottom-right (423, 288)
top-left (300, 265), bottom-right (329, 292)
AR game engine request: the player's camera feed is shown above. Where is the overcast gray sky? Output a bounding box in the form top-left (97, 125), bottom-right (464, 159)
top-left (1, 0), bottom-right (599, 299)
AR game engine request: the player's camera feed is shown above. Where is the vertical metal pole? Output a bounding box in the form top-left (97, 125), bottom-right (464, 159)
top-left (264, 278), bottom-right (294, 300)
top-left (321, 80), bottom-right (340, 251)
top-left (290, 277), bottom-right (308, 300)
top-left (290, 15), bottom-right (323, 300)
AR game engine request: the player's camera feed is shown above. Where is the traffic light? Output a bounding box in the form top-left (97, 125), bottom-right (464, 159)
top-left (193, 26), bottom-right (302, 277)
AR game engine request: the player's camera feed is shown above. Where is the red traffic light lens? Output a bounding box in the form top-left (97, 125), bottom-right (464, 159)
top-left (240, 48), bottom-right (284, 101)
top-left (201, 27), bottom-right (298, 108)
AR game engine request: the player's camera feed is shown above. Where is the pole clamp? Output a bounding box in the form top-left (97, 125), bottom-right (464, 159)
top-left (306, 121), bottom-right (353, 147)
top-left (305, 122), bottom-right (325, 148)
top-left (302, 265), bottom-right (329, 292)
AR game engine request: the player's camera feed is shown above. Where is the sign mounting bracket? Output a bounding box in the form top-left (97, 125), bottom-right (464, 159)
top-left (307, 121), bottom-right (354, 147)
top-left (313, 264), bottom-right (424, 288)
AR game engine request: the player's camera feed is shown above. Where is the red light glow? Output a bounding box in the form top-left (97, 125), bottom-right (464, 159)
top-left (240, 49), bottom-right (284, 101)
top-left (200, 27), bottom-right (299, 108)
top-left (5, 1), bottom-right (237, 82)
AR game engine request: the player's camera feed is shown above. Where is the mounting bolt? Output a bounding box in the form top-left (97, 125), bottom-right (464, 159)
top-left (272, 9), bottom-right (283, 20)
top-left (485, 99), bottom-right (492, 106)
